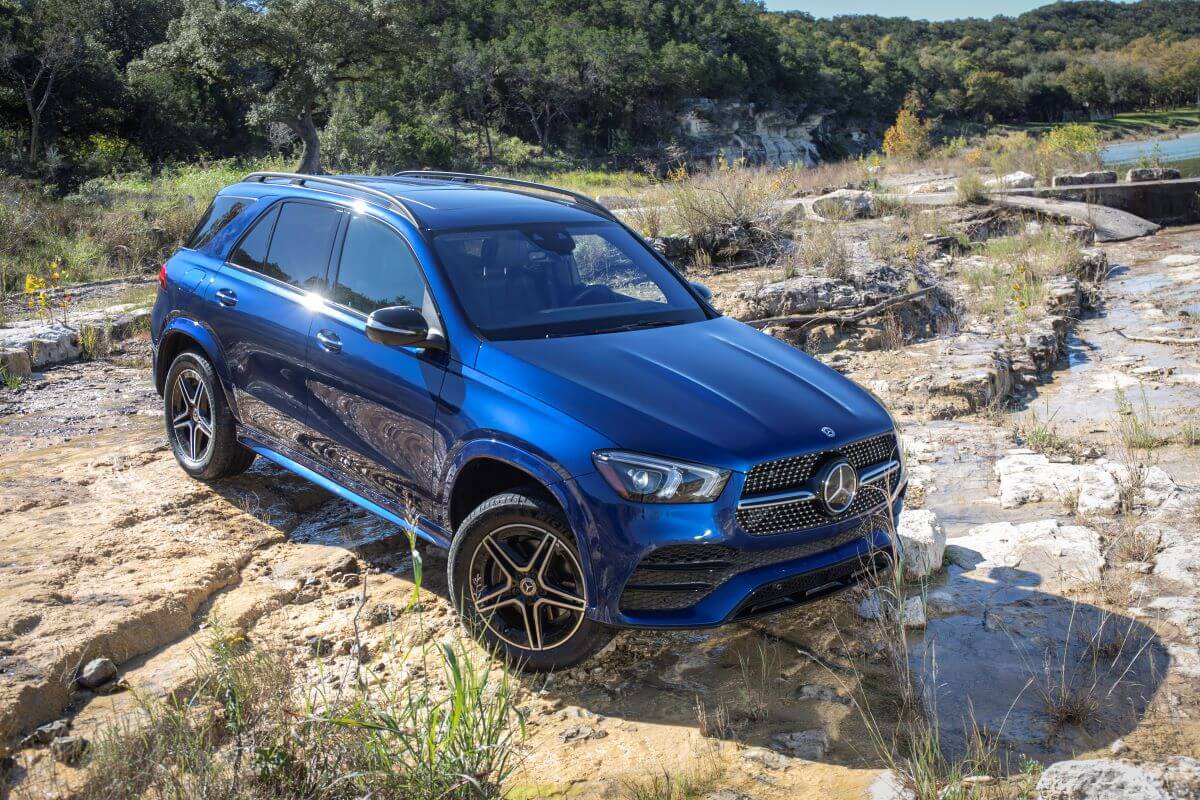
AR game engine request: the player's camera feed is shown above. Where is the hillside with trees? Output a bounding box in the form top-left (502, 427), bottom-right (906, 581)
top-left (1, 0), bottom-right (1199, 185)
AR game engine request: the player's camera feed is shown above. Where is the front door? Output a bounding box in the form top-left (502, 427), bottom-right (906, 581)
top-left (305, 211), bottom-right (447, 515)
top-left (208, 199), bottom-right (343, 448)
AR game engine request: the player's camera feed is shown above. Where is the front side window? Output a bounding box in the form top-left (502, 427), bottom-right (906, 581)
top-left (331, 215), bottom-right (427, 315)
top-left (260, 202), bottom-right (342, 290)
top-left (432, 222), bottom-right (704, 340)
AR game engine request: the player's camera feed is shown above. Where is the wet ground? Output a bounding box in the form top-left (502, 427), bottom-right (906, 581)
top-left (1, 227), bottom-right (1199, 797)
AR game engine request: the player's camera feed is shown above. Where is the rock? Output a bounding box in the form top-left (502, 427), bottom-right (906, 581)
top-left (306, 636), bottom-right (334, 657)
top-left (1110, 739), bottom-right (1129, 755)
top-left (811, 189), bottom-right (874, 220)
top-left (334, 594), bottom-right (357, 610)
top-left (925, 589), bottom-right (963, 616)
top-left (559, 725), bottom-right (607, 743)
top-left (742, 747), bottom-right (792, 770)
top-left (994, 453), bottom-right (1120, 515)
top-left (339, 572), bottom-right (360, 588)
top-left (1052, 171), bottom-right (1117, 187)
top-left (50, 735), bottom-right (88, 765)
top-left (856, 592), bottom-right (885, 621)
top-left (1036, 756), bottom-right (1200, 799)
top-left (0, 753), bottom-right (12, 776)
top-left (325, 553), bottom-right (360, 577)
top-left (899, 596), bottom-right (926, 629)
top-left (796, 683), bottom-right (850, 704)
top-left (949, 520), bottom-right (1103, 585)
top-left (703, 791), bottom-right (752, 800)
top-left (896, 509), bottom-right (946, 578)
top-left (20, 719), bottom-right (69, 748)
top-left (78, 657), bottom-right (117, 689)
top-left (369, 603), bottom-right (400, 626)
top-left (0, 348), bottom-right (32, 380)
top-left (868, 770), bottom-right (916, 800)
top-left (985, 171), bottom-right (1036, 189)
top-left (677, 99), bottom-right (823, 168)
top-left (650, 234), bottom-right (696, 263)
top-left (1155, 543), bottom-right (1200, 585)
top-left (1126, 167), bottom-right (1183, 182)
top-left (770, 729), bottom-right (827, 760)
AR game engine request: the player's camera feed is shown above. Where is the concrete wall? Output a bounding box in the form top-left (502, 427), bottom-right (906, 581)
top-left (1008, 178), bottom-right (1200, 226)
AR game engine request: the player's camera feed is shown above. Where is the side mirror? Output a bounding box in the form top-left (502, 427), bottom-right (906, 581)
top-left (366, 305), bottom-right (435, 348)
top-left (690, 281), bottom-right (712, 302)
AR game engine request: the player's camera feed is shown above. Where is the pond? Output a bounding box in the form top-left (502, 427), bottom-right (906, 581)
top-left (1101, 129), bottom-right (1200, 177)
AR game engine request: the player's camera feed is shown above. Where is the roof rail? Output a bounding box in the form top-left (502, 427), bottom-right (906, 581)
top-left (391, 171), bottom-right (617, 221)
top-left (241, 172), bottom-right (421, 228)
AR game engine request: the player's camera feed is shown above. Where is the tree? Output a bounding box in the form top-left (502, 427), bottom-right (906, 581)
top-left (882, 93), bottom-right (933, 160)
top-left (0, 0), bottom-right (106, 165)
top-left (138, 0), bottom-right (428, 174)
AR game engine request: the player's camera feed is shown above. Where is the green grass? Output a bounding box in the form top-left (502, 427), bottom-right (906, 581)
top-left (498, 168), bottom-right (652, 196)
top-left (1008, 107), bottom-right (1200, 140)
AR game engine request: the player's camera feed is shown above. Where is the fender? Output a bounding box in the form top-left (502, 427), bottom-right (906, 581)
top-left (441, 437), bottom-right (599, 558)
top-left (156, 313), bottom-right (241, 420)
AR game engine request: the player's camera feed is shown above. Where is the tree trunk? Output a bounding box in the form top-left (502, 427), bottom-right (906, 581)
top-left (290, 108), bottom-right (322, 174)
top-left (27, 113), bottom-right (40, 167)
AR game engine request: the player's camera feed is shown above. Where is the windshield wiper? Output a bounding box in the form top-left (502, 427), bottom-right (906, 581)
top-left (589, 319), bottom-right (684, 335)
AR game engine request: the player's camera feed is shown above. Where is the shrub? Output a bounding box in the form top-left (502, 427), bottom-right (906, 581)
top-left (788, 222), bottom-right (850, 280)
top-left (883, 96), bottom-right (934, 160)
top-left (955, 172), bottom-right (988, 205)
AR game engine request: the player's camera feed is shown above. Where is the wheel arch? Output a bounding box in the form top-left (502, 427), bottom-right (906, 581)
top-left (156, 317), bottom-right (239, 419)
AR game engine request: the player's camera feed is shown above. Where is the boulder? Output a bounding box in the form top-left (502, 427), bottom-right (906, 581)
top-left (325, 553), bottom-right (360, 577)
top-left (0, 348), bottom-right (32, 380)
top-left (985, 171), bottom-right (1036, 189)
top-left (770, 729), bottom-right (827, 760)
top-left (1052, 171), bottom-right (1117, 187)
top-left (50, 735), bottom-right (88, 765)
top-left (20, 719), bottom-right (68, 748)
top-left (1036, 757), bottom-right (1200, 800)
top-left (78, 657), bottom-right (117, 689)
top-left (896, 509), bottom-right (946, 578)
top-left (1126, 167), bottom-right (1183, 182)
top-left (742, 747), bottom-right (792, 770)
top-left (811, 189), bottom-right (874, 220)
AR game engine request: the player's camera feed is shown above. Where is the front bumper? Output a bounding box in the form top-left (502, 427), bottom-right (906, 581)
top-left (567, 469), bottom-right (905, 629)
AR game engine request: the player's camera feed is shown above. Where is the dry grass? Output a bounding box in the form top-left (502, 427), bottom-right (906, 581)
top-left (1012, 405), bottom-right (1077, 458)
top-left (955, 172), bottom-right (988, 205)
top-left (962, 226), bottom-right (1084, 326)
top-left (735, 641), bottom-right (785, 722)
top-left (786, 222), bottom-right (850, 280)
top-left (618, 752), bottom-right (724, 800)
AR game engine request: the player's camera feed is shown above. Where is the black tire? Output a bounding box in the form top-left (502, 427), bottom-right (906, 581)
top-left (164, 350), bottom-right (255, 480)
top-left (448, 489), bottom-right (612, 671)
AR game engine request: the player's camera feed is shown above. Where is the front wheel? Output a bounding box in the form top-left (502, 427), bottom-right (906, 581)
top-left (448, 490), bottom-right (612, 671)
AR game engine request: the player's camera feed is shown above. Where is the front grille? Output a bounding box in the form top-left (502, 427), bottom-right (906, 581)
top-left (743, 431), bottom-right (897, 497)
top-left (738, 431), bottom-right (899, 537)
top-left (731, 548), bottom-right (893, 621)
top-left (619, 521), bottom-right (875, 612)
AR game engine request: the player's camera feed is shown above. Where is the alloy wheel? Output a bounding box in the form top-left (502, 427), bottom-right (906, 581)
top-left (468, 523), bottom-right (587, 652)
top-left (170, 368), bottom-right (215, 465)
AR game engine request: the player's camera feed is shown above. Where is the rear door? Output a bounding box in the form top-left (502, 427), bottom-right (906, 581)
top-left (208, 199), bottom-right (343, 448)
top-left (305, 211), bottom-right (447, 514)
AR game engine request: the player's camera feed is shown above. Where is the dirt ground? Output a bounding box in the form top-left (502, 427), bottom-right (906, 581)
top-left (2, 226), bottom-right (1199, 798)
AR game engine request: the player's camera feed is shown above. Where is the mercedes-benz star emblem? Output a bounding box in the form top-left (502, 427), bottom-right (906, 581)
top-left (816, 458), bottom-right (858, 515)
top-left (820, 426), bottom-right (836, 438)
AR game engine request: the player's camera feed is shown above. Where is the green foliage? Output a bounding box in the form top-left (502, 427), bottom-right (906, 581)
top-left (1043, 124), bottom-right (1105, 160)
top-left (883, 99), bottom-right (933, 160)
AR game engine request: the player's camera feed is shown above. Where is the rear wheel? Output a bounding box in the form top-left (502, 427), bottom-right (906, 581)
top-left (164, 350), bottom-right (255, 480)
top-left (448, 490), bottom-right (611, 671)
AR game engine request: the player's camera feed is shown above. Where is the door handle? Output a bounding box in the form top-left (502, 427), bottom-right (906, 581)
top-left (315, 329), bottom-right (342, 353)
top-left (215, 288), bottom-right (238, 307)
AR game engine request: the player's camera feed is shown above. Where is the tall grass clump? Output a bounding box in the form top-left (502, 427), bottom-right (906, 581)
top-left (955, 172), bottom-right (988, 205)
top-left (787, 222), bottom-right (850, 280)
top-left (655, 162), bottom-right (789, 260)
top-left (962, 225), bottom-right (1084, 326)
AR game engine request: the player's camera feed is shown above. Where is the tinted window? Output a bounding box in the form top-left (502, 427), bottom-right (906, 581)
top-left (258, 202), bottom-right (341, 290)
top-left (432, 222), bottom-right (703, 340)
top-left (229, 204), bottom-right (280, 273)
top-left (188, 196), bottom-right (250, 250)
top-left (331, 216), bottom-right (426, 315)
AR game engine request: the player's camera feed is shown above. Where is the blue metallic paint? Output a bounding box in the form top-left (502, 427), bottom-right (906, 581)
top-left (151, 174), bottom-right (903, 632)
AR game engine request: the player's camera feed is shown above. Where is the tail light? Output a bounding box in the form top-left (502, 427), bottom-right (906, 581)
top-left (158, 262), bottom-right (168, 290)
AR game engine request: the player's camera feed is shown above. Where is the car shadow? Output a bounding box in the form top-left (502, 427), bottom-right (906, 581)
top-left (208, 462), bottom-right (1171, 771)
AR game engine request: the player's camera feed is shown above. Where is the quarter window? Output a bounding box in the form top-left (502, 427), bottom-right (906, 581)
top-left (331, 215), bottom-right (426, 315)
top-left (188, 195), bottom-right (250, 250)
top-left (229, 204), bottom-right (279, 274)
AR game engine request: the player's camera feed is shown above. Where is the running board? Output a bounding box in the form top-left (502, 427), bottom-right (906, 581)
top-left (241, 438), bottom-right (452, 549)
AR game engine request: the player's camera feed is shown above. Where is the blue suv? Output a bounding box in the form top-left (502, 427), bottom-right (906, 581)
top-left (152, 171), bottom-right (905, 670)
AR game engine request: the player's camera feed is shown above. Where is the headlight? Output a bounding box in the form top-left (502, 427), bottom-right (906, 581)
top-left (593, 451), bottom-right (730, 503)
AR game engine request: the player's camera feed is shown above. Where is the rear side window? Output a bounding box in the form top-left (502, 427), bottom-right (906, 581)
top-left (188, 195), bottom-right (250, 250)
top-left (331, 215), bottom-right (426, 315)
top-left (261, 202), bottom-right (342, 290)
top-left (229, 204), bottom-right (280, 274)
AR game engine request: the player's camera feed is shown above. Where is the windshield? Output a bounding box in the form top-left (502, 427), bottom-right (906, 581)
top-left (431, 222), bottom-right (706, 340)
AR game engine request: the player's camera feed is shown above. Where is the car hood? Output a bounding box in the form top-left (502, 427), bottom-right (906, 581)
top-left (475, 316), bottom-right (894, 473)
